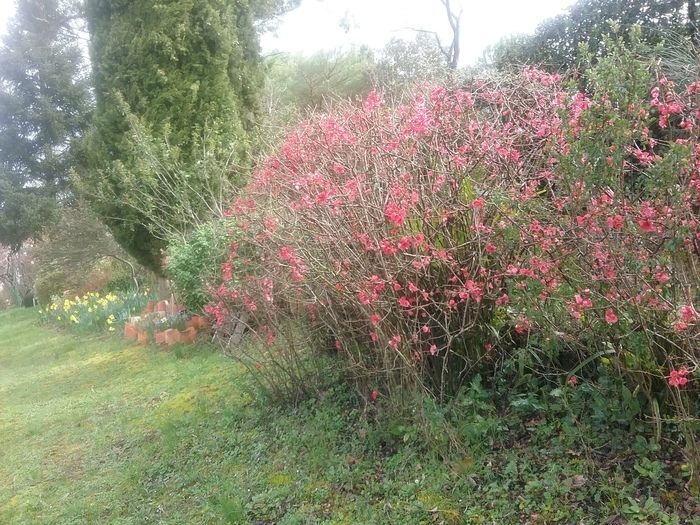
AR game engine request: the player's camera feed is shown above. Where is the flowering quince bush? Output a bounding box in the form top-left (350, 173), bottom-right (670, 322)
top-left (207, 47), bottom-right (699, 464)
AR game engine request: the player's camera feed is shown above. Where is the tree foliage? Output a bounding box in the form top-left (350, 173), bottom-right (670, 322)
top-left (484, 0), bottom-right (690, 71)
top-left (33, 204), bottom-right (141, 297)
top-left (80, 0), bottom-right (263, 273)
top-left (373, 34), bottom-right (451, 98)
top-left (0, 0), bottom-right (91, 250)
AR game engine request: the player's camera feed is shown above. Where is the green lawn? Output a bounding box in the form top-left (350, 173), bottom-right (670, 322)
top-left (1, 308), bottom-right (697, 524)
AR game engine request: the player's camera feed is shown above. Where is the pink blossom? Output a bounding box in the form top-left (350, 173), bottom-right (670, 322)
top-left (605, 308), bottom-right (618, 324)
top-left (679, 304), bottom-right (698, 322)
top-left (654, 271), bottom-right (671, 283)
top-left (606, 215), bottom-right (625, 230)
top-left (638, 218), bottom-right (654, 232)
top-left (364, 89), bottom-right (383, 112)
top-left (397, 236), bottom-right (412, 251)
top-left (514, 316), bottom-right (531, 335)
top-left (384, 202), bottom-right (407, 227)
top-left (398, 296), bottom-right (412, 308)
top-left (668, 367), bottom-right (690, 388)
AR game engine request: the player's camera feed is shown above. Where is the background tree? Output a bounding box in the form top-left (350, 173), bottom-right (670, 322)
top-left (0, 242), bottom-right (37, 306)
top-left (80, 0), bottom-right (264, 273)
top-left (33, 204), bottom-right (142, 302)
top-left (260, 48), bottom-right (373, 142)
top-left (373, 34), bottom-right (451, 99)
top-left (484, 0), bottom-right (690, 71)
top-left (0, 0), bottom-right (91, 250)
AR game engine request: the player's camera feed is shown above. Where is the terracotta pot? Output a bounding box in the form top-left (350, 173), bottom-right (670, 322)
top-left (179, 327), bottom-right (197, 344)
top-left (137, 330), bottom-right (149, 346)
top-left (156, 300), bottom-right (169, 313)
top-left (124, 323), bottom-right (138, 341)
top-left (145, 301), bottom-right (156, 314)
top-left (188, 315), bottom-right (210, 331)
top-left (155, 331), bottom-right (167, 345)
top-left (163, 328), bottom-right (180, 346)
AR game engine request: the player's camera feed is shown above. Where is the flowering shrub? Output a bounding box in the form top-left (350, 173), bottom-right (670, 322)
top-left (207, 43), bottom-right (698, 466)
top-left (39, 290), bottom-right (150, 333)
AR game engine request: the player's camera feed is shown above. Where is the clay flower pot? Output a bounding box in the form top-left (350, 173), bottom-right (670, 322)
top-left (137, 330), bottom-right (149, 346)
top-left (188, 315), bottom-right (210, 331)
top-left (179, 327), bottom-right (197, 344)
top-left (124, 322), bottom-right (138, 341)
top-left (145, 301), bottom-right (156, 314)
top-left (163, 328), bottom-right (180, 346)
top-left (155, 331), bottom-right (167, 345)
top-left (156, 300), bottom-right (169, 313)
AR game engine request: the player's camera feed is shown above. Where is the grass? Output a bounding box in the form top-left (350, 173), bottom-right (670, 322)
top-left (1, 307), bottom-right (698, 524)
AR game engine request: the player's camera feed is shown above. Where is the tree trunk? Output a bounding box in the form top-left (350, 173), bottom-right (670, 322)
top-left (690, 0), bottom-right (698, 46)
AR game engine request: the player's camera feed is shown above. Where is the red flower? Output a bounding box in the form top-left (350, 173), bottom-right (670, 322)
top-left (384, 202), bottom-right (407, 227)
top-left (654, 271), bottom-right (671, 283)
top-left (605, 308), bottom-right (618, 324)
top-left (606, 214), bottom-right (624, 230)
top-left (514, 316), bottom-right (531, 335)
top-left (679, 304), bottom-right (698, 323)
top-left (668, 367), bottom-right (690, 388)
top-left (471, 197), bottom-right (486, 210)
top-left (638, 218), bottom-right (654, 232)
top-left (397, 236), bottom-right (412, 251)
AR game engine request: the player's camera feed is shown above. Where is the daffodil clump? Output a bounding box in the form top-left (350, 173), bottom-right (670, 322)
top-left (39, 290), bottom-right (152, 333)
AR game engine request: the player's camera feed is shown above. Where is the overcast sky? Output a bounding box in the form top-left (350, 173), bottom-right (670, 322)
top-left (261, 0), bottom-right (572, 65)
top-left (0, 0), bottom-right (572, 66)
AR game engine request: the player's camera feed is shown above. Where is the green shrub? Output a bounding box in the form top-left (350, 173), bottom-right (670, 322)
top-left (167, 221), bottom-right (231, 311)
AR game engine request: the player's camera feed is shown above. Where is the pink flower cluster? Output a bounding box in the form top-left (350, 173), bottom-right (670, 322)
top-left (205, 70), bottom-right (700, 400)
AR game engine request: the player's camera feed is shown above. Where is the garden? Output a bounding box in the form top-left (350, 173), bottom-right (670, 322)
top-left (0, 0), bottom-right (699, 523)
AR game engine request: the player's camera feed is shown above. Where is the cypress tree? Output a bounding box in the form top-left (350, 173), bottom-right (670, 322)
top-left (82, 0), bottom-right (261, 272)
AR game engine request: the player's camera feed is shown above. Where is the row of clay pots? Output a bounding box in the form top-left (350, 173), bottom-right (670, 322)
top-left (154, 327), bottom-right (197, 346)
top-left (122, 309), bottom-right (209, 347)
top-left (124, 324), bottom-right (199, 347)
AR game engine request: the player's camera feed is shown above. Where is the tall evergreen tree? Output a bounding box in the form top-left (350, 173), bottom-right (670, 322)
top-left (81, 0), bottom-right (262, 272)
top-left (0, 0), bottom-right (91, 250)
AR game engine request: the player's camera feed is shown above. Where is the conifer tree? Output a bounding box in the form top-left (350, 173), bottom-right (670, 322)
top-left (0, 0), bottom-right (90, 250)
top-left (82, 0), bottom-right (262, 272)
